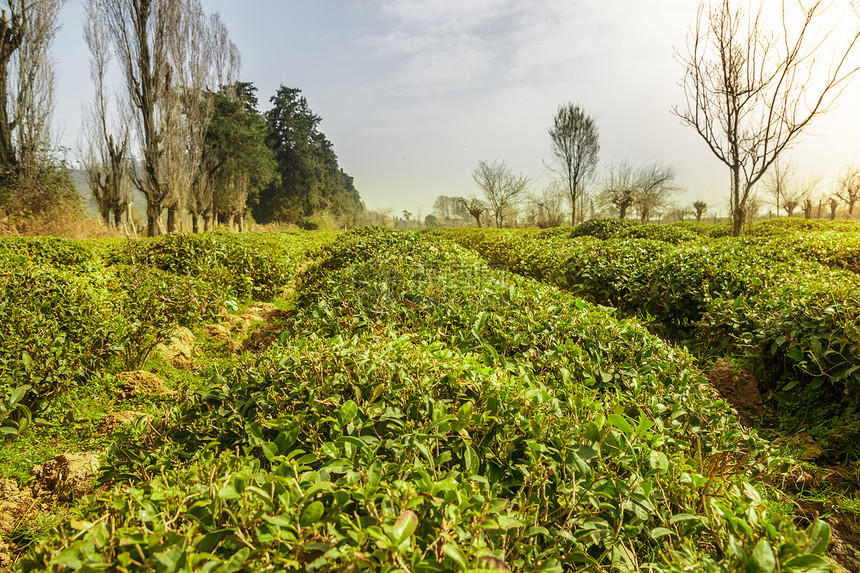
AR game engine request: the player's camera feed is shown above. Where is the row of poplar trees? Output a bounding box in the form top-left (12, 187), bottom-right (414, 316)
top-left (0, 0), bottom-right (361, 236)
top-left (82, 0), bottom-right (363, 236)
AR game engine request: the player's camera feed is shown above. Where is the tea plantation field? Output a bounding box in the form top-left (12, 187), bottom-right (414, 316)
top-left (1, 222), bottom-right (858, 572)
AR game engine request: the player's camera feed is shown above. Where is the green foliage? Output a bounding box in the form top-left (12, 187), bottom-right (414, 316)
top-left (0, 160), bottom-right (80, 219)
top-left (569, 218), bottom-right (635, 239)
top-left (204, 84), bottom-right (278, 212)
top-left (676, 221), bottom-right (732, 238)
top-left (106, 231), bottom-right (296, 301)
top-left (21, 228), bottom-right (831, 571)
top-left (0, 266), bottom-right (116, 423)
top-left (255, 86), bottom-right (363, 227)
top-left (0, 236), bottom-right (97, 270)
top-left (619, 223), bottom-right (701, 244)
top-left (446, 226), bottom-right (860, 400)
top-left (107, 266), bottom-right (220, 370)
top-left (749, 217), bottom-right (860, 236)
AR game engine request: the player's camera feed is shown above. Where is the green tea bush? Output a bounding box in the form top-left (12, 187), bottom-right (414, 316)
top-left (0, 266), bottom-right (115, 433)
top-left (618, 224), bottom-right (701, 244)
top-left (569, 218), bottom-right (635, 239)
top-left (0, 236), bottom-right (98, 270)
top-left (748, 217), bottom-right (860, 236)
top-left (24, 228), bottom-right (830, 572)
top-left (676, 221), bottom-right (731, 238)
top-left (106, 231), bottom-right (299, 301)
top-left (446, 229), bottom-right (860, 401)
top-left (741, 231), bottom-right (860, 274)
top-left (701, 269), bottom-right (860, 394)
top-left (565, 239), bottom-right (674, 309)
top-left (106, 265), bottom-right (222, 370)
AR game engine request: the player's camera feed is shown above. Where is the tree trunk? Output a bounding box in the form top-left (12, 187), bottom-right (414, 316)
top-left (191, 215), bottom-right (199, 234)
top-left (203, 213), bottom-right (212, 231)
top-left (146, 202), bottom-right (163, 237)
top-left (167, 206), bottom-right (179, 233)
top-left (0, 15), bottom-right (21, 175)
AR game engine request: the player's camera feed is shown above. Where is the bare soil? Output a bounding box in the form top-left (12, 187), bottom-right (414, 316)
top-left (795, 499), bottom-right (860, 573)
top-left (706, 358), bottom-right (764, 427)
top-left (117, 370), bottom-right (175, 398)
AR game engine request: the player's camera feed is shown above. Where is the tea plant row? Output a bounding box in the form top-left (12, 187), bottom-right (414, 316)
top-left (437, 221), bottom-right (860, 403)
top-left (20, 228), bottom-right (834, 571)
top-left (0, 231), bottom-right (332, 438)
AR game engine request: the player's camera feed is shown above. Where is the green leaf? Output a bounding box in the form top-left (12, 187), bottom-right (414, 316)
top-left (213, 547), bottom-right (250, 573)
top-left (300, 500), bottom-right (324, 527)
top-left (338, 400), bottom-right (358, 427)
top-left (442, 543), bottom-right (469, 569)
top-left (9, 385), bottom-right (30, 406)
top-left (782, 554), bottom-right (833, 570)
top-left (807, 520), bottom-right (831, 556)
top-left (196, 529), bottom-right (230, 553)
top-left (748, 538), bottom-right (775, 573)
top-left (650, 527), bottom-right (673, 539)
top-left (497, 515), bottom-right (524, 530)
top-left (217, 484), bottom-right (240, 500)
top-left (21, 351), bottom-right (32, 372)
top-left (607, 413), bottom-right (632, 437)
top-left (392, 510), bottom-right (418, 543)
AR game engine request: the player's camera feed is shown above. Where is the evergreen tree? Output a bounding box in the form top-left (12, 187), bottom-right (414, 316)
top-left (255, 85), bottom-right (362, 226)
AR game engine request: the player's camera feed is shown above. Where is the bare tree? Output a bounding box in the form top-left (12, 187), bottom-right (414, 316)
top-left (472, 159), bottom-right (529, 228)
top-left (548, 102), bottom-right (599, 225)
top-left (458, 196), bottom-right (487, 228)
top-left (693, 200), bottom-right (707, 222)
top-left (598, 160), bottom-right (638, 219)
top-left (801, 197), bottom-right (814, 218)
top-left (828, 196), bottom-right (839, 220)
top-left (0, 0), bottom-right (64, 177)
top-left (674, 0), bottom-right (860, 236)
top-left (599, 160), bottom-right (679, 223)
top-left (80, 0), bottom-right (129, 228)
top-left (100, 0), bottom-right (177, 236)
top-left (836, 164), bottom-right (860, 217)
top-left (634, 163), bottom-right (680, 224)
top-left (528, 180), bottom-right (566, 228)
top-left (763, 159), bottom-right (820, 217)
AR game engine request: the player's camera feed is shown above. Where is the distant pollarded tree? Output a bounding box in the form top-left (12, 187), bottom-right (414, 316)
top-left (828, 196), bottom-right (840, 220)
top-left (599, 160), bottom-right (637, 219)
top-left (458, 196), bottom-right (487, 228)
top-left (836, 164), bottom-right (860, 217)
top-left (801, 197), bottom-right (814, 219)
top-left (674, 0), bottom-right (860, 235)
top-left (548, 102), bottom-right (599, 225)
top-left (693, 200), bottom-right (707, 222)
top-left (763, 159), bottom-right (820, 217)
top-left (599, 160), bottom-right (679, 223)
top-left (472, 159), bottom-right (529, 228)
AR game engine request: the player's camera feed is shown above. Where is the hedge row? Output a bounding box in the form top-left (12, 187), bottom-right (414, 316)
top-left (0, 231), bottom-right (330, 438)
top-left (439, 227), bottom-right (860, 396)
top-left (21, 227), bottom-right (830, 571)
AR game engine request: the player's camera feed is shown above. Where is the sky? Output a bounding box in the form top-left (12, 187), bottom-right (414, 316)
top-left (52, 0), bottom-right (860, 219)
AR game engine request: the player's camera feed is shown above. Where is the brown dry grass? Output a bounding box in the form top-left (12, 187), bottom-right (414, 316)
top-left (0, 205), bottom-right (127, 240)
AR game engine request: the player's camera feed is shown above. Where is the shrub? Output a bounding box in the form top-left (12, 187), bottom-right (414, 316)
top-left (619, 223), bottom-right (701, 244)
top-left (0, 266), bottom-right (116, 430)
top-left (106, 231), bottom-right (297, 301)
top-left (0, 236), bottom-right (98, 270)
top-left (569, 218), bottom-right (635, 239)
